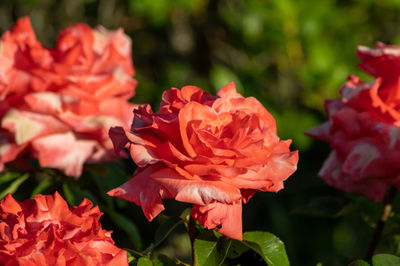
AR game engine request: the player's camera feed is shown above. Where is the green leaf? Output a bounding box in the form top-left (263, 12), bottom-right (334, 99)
top-left (0, 172), bottom-right (21, 185)
top-left (389, 234), bottom-right (400, 256)
top-left (198, 230), bottom-right (219, 242)
top-left (138, 257), bottom-right (153, 266)
top-left (227, 239), bottom-right (249, 259)
top-left (155, 216), bottom-right (184, 246)
top-left (89, 162), bottom-right (128, 191)
top-left (103, 206), bottom-right (142, 250)
top-left (89, 162), bottom-right (130, 208)
top-left (31, 179), bottom-right (52, 198)
top-left (62, 183), bottom-right (75, 205)
top-left (70, 185), bottom-right (100, 206)
top-left (0, 173), bottom-right (29, 199)
top-left (292, 197), bottom-right (355, 218)
top-left (194, 237), bottom-right (231, 266)
top-left (372, 254), bottom-right (400, 266)
top-left (242, 231), bottom-right (289, 266)
top-left (153, 254), bottom-right (180, 266)
top-left (349, 260), bottom-right (370, 266)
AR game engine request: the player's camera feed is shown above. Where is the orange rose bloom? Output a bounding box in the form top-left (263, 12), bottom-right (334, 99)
top-left (0, 192), bottom-right (128, 265)
top-left (0, 17), bottom-right (136, 177)
top-left (108, 82), bottom-right (298, 240)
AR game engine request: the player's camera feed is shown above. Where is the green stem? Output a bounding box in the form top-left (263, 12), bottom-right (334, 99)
top-left (365, 186), bottom-right (397, 260)
top-left (188, 216), bottom-right (197, 265)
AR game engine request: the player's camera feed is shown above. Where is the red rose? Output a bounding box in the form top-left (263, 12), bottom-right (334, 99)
top-left (0, 192), bottom-right (128, 265)
top-left (108, 82), bottom-right (298, 240)
top-left (306, 43), bottom-right (400, 201)
top-left (0, 17), bottom-right (137, 176)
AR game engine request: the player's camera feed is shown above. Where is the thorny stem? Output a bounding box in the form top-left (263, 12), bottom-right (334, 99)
top-left (141, 242), bottom-right (155, 255)
top-left (365, 186), bottom-right (397, 261)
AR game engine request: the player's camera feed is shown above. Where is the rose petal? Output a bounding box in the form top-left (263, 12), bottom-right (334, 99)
top-left (0, 192), bottom-right (127, 265)
top-left (319, 151), bottom-right (388, 201)
top-left (24, 92), bottom-right (63, 114)
top-left (191, 200), bottom-right (243, 240)
top-left (305, 122), bottom-right (331, 142)
top-left (2, 109), bottom-right (68, 145)
top-left (108, 126), bottom-right (129, 153)
top-left (31, 132), bottom-right (96, 177)
top-left (107, 164), bottom-right (170, 221)
top-left (150, 167), bottom-right (241, 205)
top-left (179, 102), bottom-right (218, 157)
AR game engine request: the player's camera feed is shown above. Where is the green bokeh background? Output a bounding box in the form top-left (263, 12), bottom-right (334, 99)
top-left (2, 0), bottom-right (400, 265)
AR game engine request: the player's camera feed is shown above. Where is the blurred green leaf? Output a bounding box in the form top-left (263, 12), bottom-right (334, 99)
top-left (210, 65), bottom-right (243, 94)
top-left (277, 108), bottom-right (319, 150)
top-left (89, 162), bottom-right (130, 207)
top-left (242, 231), bottom-right (289, 266)
top-left (31, 179), bottom-right (52, 198)
top-left (63, 182), bottom-right (99, 206)
top-left (128, 0), bottom-right (169, 26)
top-left (155, 216), bottom-right (184, 246)
top-left (389, 234), bottom-right (400, 256)
top-left (292, 197), bottom-right (355, 218)
top-left (372, 254), bottom-right (400, 266)
top-left (333, 222), bottom-right (357, 256)
top-left (0, 173), bottom-right (29, 199)
top-left (0, 172), bottom-right (21, 185)
top-left (103, 206), bottom-right (142, 250)
top-left (349, 260), bottom-right (370, 266)
top-left (89, 162), bottom-right (128, 191)
top-left (194, 237), bottom-right (232, 266)
top-left (62, 183), bottom-right (75, 206)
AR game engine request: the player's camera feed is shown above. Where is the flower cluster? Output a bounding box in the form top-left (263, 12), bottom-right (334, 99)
top-left (108, 82), bottom-right (298, 240)
top-left (306, 42), bottom-right (400, 201)
top-left (0, 17), bottom-right (137, 177)
top-left (0, 192), bottom-right (127, 265)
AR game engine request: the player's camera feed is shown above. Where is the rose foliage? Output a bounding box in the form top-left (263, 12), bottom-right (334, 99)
top-left (0, 192), bottom-right (128, 265)
top-left (306, 42), bottom-right (400, 201)
top-left (108, 82), bottom-right (298, 240)
top-left (0, 17), bottom-right (137, 177)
